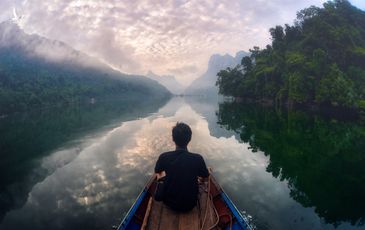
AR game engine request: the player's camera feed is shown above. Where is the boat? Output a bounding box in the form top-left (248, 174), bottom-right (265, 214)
top-left (117, 174), bottom-right (252, 230)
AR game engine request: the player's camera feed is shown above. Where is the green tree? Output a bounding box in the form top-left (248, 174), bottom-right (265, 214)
top-left (216, 0), bottom-right (365, 110)
top-left (316, 64), bottom-right (354, 106)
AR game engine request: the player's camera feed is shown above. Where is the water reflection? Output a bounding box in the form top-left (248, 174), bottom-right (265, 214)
top-left (0, 97), bottom-right (168, 227)
top-left (217, 102), bottom-right (365, 228)
top-left (1, 98), bottom-right (364, 230)
top-left (1, 98), bottom-right (268, 230)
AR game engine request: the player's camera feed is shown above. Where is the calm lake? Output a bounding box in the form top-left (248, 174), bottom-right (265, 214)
top-left (0, 97), bottom-right (364, 230)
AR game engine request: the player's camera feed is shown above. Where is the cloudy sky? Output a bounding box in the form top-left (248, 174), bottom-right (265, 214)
top-left (0, 0), bottom-right (364, 85)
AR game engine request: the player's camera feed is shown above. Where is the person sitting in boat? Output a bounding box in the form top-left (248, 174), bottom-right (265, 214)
top-left (154, 122), bottom-right (210, 212)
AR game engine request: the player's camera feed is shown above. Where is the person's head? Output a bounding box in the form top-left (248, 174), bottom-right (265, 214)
top-left (172, 122), bottom-right (192, 148)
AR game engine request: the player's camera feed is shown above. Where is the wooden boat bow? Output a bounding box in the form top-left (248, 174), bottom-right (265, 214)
top-left (117, 174), bottom-right (252, 230)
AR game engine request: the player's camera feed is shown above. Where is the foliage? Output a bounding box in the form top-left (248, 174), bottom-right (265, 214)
top-left (216, 0), bottom-right (365, 108)
top-left (0, 48), bottom-right (170, 114)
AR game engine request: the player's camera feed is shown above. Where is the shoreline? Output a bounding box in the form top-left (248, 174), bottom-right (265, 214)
top-left (228, 97), bottom-right (362, 122)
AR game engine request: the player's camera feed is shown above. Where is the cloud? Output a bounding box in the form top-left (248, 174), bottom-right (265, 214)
top-left (1, 0), bottom-right (362, 84)
top-left (351, 0), bottom-right (365, 9)
top-left (0, 0), bottom-right (24, 22)
top-left (167, 64), bottom-right (199, 76)
top-left (87, 27), bottom-right (141, 71)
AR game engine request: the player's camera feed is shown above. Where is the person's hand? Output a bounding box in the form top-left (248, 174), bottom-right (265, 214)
top-left (208, 166), bottom-right (213, 174)
top-left (156, 171), bottom-right (166, 180)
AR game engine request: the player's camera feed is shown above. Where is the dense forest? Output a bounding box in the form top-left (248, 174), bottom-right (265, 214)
top-left (0, 45), bottom-right (170, 115)
top-left (216, 0), bottom-right (365, 110)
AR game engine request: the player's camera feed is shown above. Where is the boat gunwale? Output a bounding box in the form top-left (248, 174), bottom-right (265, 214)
top-left (117, 175), bottom-right (155, 230)
top-left (118, 174), bottom-right (253, 230)
top-left (210, 176), bottom-right (253, 230)
top-left (220, 192), bottom-right (253, 230)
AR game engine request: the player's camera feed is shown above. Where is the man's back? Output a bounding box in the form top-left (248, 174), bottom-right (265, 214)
top-left (155, 149), bottom-right (209, 212)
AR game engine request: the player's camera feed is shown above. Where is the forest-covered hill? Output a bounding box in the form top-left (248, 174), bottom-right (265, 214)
top-left (216, 0), bottom-right (365, 109)
top-left (0, 22), bottom-right (170, 114)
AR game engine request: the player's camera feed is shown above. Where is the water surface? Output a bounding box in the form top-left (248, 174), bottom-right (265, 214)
top-left (0, 97), bottom-right (364, 230)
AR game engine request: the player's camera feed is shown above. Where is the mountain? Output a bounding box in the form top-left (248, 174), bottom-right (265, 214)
top-left (0, 20), bottom-right (105, 68)
top-left (185, 51), bottom-right (248, 96)
top-left (146, 71), bottom-right (185, 94)
top-left (0, 21), bottom-right (170, 114)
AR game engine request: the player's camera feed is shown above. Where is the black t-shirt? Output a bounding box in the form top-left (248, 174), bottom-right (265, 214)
top-left (154, 149), bottom-right (209, 212)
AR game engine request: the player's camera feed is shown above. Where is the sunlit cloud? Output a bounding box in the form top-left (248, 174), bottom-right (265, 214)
top-left (1, 0), bottom-right (363, 85)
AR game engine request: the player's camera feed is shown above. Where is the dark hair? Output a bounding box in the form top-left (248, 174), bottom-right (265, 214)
top-left (172, 122), bottom-right (192, 147)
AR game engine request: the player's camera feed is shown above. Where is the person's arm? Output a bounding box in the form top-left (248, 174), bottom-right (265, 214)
top-left (155, 154), bottom-right (166, 180)
top-left (198, 155), bottom-right (210, 178)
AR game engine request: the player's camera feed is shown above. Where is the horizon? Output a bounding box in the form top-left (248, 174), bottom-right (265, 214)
top-left (0, 0), bottom-right (364, 86)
